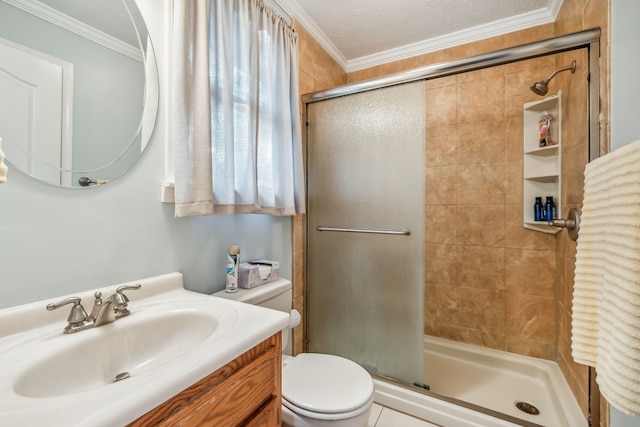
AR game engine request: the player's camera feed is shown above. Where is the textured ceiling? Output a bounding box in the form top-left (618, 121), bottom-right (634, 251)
top-left (276, 0), bottom-right (563, 71)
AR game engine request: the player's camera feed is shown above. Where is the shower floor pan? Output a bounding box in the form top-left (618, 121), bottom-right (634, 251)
top-left (423, 336), bottom-right (585, 427)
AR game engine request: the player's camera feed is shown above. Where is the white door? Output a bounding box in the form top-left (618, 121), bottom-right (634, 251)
top-left (0, 37), bottom-right (72, 185)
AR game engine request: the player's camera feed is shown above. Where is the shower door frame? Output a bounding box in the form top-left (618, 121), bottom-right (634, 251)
top-left (302, 27), bottom-right (601, 425)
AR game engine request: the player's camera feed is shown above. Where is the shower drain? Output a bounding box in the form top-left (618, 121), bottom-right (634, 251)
top-left (515, 401), bottom-right (540, 415)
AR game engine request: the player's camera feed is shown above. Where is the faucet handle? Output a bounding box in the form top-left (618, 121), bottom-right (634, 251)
top-left (46, 297), bottom-right (93, 334)
top-left (115, 284), bottom-right (142, 302)
top-left (113, 284), bottom-right (141, 318)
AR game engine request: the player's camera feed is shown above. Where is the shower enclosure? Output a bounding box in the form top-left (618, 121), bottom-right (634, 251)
top-left (304, 28), bottom-right (600, 423)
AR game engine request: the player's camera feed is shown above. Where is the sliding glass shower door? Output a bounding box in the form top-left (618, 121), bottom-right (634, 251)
top-left (306, 81), bottom-right (425, 385)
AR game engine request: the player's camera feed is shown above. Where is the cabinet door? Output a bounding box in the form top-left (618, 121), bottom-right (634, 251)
top-left (128, 334), bottom-right (281, 427)
top-left (243, 397), bottom-right (281, 427)
top-left (177, 349), bottom-right (278, 426)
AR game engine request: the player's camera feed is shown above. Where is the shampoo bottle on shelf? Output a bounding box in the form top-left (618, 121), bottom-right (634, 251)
top-left (534, 197), bottom-right (544, 221)
top-left (225, 245), bottom-right (240, 293)
top-left (544, 196), bottom-right (556, 221)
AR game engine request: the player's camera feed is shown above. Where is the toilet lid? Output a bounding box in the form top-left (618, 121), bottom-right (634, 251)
top-left (282, 353), bottom-right (374, 414)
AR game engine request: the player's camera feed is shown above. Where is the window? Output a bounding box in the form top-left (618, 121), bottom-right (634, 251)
top-left (170, 0), bottom-right (305, 217)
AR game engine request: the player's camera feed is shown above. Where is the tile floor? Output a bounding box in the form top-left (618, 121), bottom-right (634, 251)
top-left (368, 403), bottom-right (439, 427)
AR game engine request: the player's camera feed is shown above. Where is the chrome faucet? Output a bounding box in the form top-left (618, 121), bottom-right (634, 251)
top-left (47, 284), bottom-right (142, 334)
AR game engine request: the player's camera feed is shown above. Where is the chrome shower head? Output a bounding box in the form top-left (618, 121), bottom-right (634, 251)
top-left (530, 60), bottom-right (576, 96)
top-left (530, 81), bottom-right (549, 96)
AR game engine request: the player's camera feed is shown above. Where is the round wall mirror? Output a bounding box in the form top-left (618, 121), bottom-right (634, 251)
top-left (0, 0), bottom-right (158, 188)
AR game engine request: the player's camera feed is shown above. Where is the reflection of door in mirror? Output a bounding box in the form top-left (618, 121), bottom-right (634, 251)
top-left (0, 0), bottom-right (157, 188)
top-left (0, 38), bottom-right (73, 186)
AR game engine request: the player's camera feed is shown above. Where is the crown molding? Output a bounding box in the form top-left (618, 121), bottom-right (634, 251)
top-left (346, 5), bottom-right (559, 72)
top-left (548, 0), bottom-right (564, 21)
top-left (274, 0), bottom-right (348, 69)
top-left (275, 0), bottom-right (563, 74)
top-left (3, 0), bottom-right (142, 62)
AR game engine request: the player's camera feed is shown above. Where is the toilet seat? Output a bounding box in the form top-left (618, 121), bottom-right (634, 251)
top-left (282, 353), bottom-right (374, 420)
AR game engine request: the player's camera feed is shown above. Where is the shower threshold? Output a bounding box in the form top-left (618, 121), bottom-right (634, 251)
top-left (373, 375), bottom-right (544, 427)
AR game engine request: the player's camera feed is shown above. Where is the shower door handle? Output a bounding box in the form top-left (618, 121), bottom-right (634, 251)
top-left (316, 226), bottom-right (411, 236)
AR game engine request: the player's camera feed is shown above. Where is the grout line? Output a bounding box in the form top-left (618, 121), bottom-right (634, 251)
top-left (371, 406), bottom-right (383, 426)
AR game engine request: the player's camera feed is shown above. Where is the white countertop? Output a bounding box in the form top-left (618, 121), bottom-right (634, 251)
top-left (0, 272), bottom-right (289, 427)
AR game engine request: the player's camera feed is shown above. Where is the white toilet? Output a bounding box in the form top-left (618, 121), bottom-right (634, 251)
top-left (214, 279), bottom-right (374, 427)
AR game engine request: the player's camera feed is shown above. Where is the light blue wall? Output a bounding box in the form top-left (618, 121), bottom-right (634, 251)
top-left (0, 0), bottom-right (292, 309)
top-left (608, 1), bottom-right (640, 426)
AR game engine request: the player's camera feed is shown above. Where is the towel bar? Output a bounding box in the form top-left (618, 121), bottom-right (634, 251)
top-left (316, 226), bottom-right (411, 236)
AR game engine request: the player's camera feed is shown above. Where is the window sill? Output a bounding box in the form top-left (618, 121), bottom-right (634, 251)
top-left (161, 181), bottom-right (175, 203)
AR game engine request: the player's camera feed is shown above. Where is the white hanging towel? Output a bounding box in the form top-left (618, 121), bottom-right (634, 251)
top-left (572, 139), bottom-right (640, 417)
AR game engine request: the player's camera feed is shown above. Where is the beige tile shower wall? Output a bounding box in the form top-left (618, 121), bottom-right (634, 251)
top-left (422, 57), bottom-right (561, 360)
top-left (296, 22), bottom-right (346, 96)
top-left (293, 19), bottom-right (346, 355)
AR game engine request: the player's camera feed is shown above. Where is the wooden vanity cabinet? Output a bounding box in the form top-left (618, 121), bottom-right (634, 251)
top-left (128, 333), bottom-right (282, 427)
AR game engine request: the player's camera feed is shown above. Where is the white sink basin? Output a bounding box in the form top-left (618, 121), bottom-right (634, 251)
top-left (0, 272), bottom-right (289, 427)
top-left (14, 307), bottom-right (221, 398)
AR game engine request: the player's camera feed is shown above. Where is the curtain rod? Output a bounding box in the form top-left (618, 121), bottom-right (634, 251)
top-left (302, 28), bottom-right (601, 104)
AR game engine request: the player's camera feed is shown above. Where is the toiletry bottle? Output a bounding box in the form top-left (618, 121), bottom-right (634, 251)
top-left (544, 196), bottom-right (556, 221)
top-left (539, 112), bottom-right (553, 147)
top-left (534, 197), bottom-right (544, 221)
top-left (226, 245), bottom-right (240, 293)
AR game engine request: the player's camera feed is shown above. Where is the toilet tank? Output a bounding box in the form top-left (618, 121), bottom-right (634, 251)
top-left (212, 279), bottom-right (293, 351)
top-left (213, 278), bottom-right (292, 312)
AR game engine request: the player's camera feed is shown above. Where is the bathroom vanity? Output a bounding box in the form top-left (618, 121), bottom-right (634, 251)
top-left (0, 273), bottom-right (288, 426)
top-left (129, 333), bottom-right (282, 426)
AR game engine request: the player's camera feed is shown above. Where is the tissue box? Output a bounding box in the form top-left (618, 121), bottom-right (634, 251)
top-left (238, 260), bottom-right (280, 289)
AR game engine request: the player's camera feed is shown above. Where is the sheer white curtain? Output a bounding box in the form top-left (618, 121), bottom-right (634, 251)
top-left (172, 0), bottom-right (305, 217)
